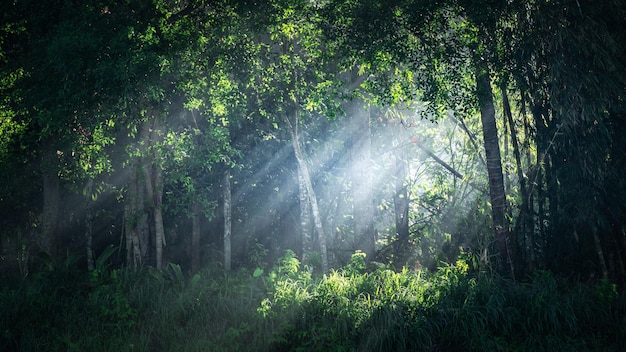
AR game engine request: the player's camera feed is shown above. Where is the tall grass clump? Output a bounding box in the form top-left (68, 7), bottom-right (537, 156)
top-left (263, 251), bottom-right (434, 351)
top-left (122, 263), bottom-right (272, 352)
top-left (261, 252), bottom-right (626, 352)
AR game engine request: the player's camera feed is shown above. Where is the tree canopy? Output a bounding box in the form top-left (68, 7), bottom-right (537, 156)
top-left (1, 0), bottom-right (625, 283)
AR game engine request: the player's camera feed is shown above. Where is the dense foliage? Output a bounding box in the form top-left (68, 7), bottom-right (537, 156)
top-left (1, 0), bottom-right (626, 348)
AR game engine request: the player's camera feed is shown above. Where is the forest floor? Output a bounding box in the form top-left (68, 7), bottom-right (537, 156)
top-left (1, 251), bottom-right (625, 351)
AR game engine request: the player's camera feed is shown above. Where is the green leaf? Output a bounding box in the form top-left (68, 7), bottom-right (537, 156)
top-left (95, 245), bottom-right (118, 272)
top-left (253, 268), bottom-right (264, 278)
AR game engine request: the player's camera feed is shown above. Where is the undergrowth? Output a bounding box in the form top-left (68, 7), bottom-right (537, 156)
top-left (1, 250), bottom-right (624, 351)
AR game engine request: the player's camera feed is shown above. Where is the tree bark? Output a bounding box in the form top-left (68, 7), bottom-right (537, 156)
top-left (290, 114), bottom-right (329, 273)
top-left (297, 167), bottom-right (312, 256)
top-left (475, 60), bottom-right (513, 278)
top-left (153, 160), bottom-right (165, 269)
top-left (125, 165), bottom-right (142, 268)
top-left (139, 117), bottom-right (165, 269)
top-left (136, 167), bottom-right (150, 265)
top-left (502, 85), bottom-right (534, 273)
top-left (223, 168), bottom-right (232, 272)
top-left (527, 92), bottom-right (551, 267)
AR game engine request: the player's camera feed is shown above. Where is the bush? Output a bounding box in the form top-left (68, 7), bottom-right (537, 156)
top-left (262, 256), bottom-right (626, 352)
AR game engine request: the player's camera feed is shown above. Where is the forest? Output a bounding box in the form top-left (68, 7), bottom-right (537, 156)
top-left (1, 0), bottom-right (625, 350)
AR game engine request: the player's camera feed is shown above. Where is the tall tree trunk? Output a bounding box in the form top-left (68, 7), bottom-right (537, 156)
top-left (350, 103), bottom-right (375, 260)
top-left (290, 114), bottom-right (329, 273)
top-left (503, 106), bottom-right (511, 198)
top-left (502, 85), bottom-right (530, 273)
top-left (124, 201), bottom-right (132, 267)
top-left (223, 168), bottom-right (232, 272)
top-left (519, 96), bottom-right (537, 272)
top-left (140, 123), bottom-right (156, 267)
top-left (153, 161), bottom-right (165, 269)
top-left (191, 201), bottom-right (201, 272)
top-left (545, 153), bottom-right (560, 261)
top-left (535, 151), bottom-right (546, 262)
top-left (139, 117), bottom-right (165, 269)
top-left (297, 166), bottom-right (312, 257)
top-left (125, 165), bottom-right (142, 268)
top-left (393, 153), bottom-right (410, 267)
top-left (527, 94), bottom-right (552, 268)
top-left (475, 60), bottom-right (513, 278)
top-left (136, 166), bottom-right (150, 265)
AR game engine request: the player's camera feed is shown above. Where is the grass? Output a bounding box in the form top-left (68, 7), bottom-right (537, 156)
top-left (1, 252), bottom-right (625, 351)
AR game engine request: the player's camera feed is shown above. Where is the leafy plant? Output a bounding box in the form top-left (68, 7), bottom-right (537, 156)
top-left (343, 250), bottom-right (366, 276)
top-left (249, 242), bottom-right (269, 269)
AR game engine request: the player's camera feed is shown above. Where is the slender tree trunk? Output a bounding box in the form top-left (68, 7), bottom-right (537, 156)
top-left (141, 140), bottom-right (156, 267)
top-left (518, 96), bottom-right (537, 272)
top-left (535, 153), bottom-right (546, 262)
top-left (414, 139), bottom-right (465, 180)
top-left (393, 153), bottom-right (410, 267)
top-left (545, 154), bottom-right (560, 260)
top-left (85, 179), bottom-right (95, 271)
top-left (503, 108), bottom-right (511, 198)
top-left (139, 117), bottom-right (165, 269)
top-left (528, 95), bottom-right (551, 267)
top-left (191, 201), bottom-right (201, 272)
top-left (136, 169), bottom-right (150, 265)
top-left (290, 115), bottom-right (328, 273)
top-left (153, 161), bottom-right (165, 269)
top-left (475, 60), bottom-right (513, 278)
top-left (125, 164), bottom-right (144, 268)
top-left (448, 113), bottom-right (487, 169)
top-left (125, 151), bottom-right (137, 268)
top-left (502, 85), bottom-right (530, 273)
top-left (223, 169), bottom-right (232, 272)
top-left (124, 201), bottom-right (132, 267)
top-left (297, 167), bottom-right (312, 257)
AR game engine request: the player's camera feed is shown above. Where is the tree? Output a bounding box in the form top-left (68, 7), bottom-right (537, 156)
top-left (2, 0), bottom-right (624, 281)
top-left (323, 0), bottom-right (516, 275)
top-left (244, 0), bottom-right (344, 273)
top-left (223, 168), bottom-right (232, 271)
top-left (118, 0), bottom-right (242, 270)
top-left (475, 59), bottom-right (513, 277)
top-left (2, 0), bottom-right (140, 266)
top-left (507, 0), bottom-right (626, 280)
